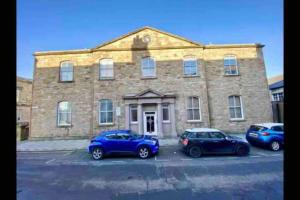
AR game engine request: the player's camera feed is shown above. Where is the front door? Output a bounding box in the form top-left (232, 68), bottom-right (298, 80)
top-left (143, 111), bottom-right (157, 135)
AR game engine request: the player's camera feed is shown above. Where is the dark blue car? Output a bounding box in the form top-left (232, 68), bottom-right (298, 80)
top-left (246, 123), bottom-right (284, 151)
top-left (88, 130), bottom-right (159, 160)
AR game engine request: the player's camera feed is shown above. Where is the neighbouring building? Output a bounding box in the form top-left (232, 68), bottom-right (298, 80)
top-left (30, 26), bottom-right (273, 139)
top-left (17, 76), bottom-right (32, 140)
top-left (268, 74), bottom-right (284, 122)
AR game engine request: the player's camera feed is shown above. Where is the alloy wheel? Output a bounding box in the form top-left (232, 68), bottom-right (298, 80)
top-left (271, 141), bottom-right (280, 151)
top-left (139, 147), bottom-right (149, 159)
top-left (189, 146), bottom-right (202, 158)
top-left (92, 148), bottom-right (103, 160)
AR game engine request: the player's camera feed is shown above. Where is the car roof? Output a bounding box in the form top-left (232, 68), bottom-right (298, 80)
top-left (253, 123), bottom-right (283, 129)
top-left (185, 128), bottom-right (221, 133)
top-left (100, 129), bottom-right (131, 135)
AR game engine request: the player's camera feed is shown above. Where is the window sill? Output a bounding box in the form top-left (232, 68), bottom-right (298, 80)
top-left (163, 121), bottom-right (171, 124)
top-left (187, 120), bottom-right (202, 123)
top-left (130, 122), bottom-right (138, 125)
top-left (99, 123), bottom-right (114, 126)
top-left (58, 80), bottom-right (74, 83)
top-left (223, 74), bottom-right (240, 77)
top-left (183, 75), bottom-right (200, 78)
top-left (99, 78), bottom-right (115, 81)
top-left (57, 124), bottom-right (73, 128)
top-left (141, 77), bottom-right (157, 80)
top-left (229, 119), bottom-right (245, 122)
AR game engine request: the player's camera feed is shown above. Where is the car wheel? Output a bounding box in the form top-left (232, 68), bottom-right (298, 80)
top-left (236, 145), bottom-right (249, 156)
top-left (138, 146), bottom-right (150, 159)
top-left (92, 147), bottom-right (103, 160)
top-left (270, 141), bottom-right (281, 151)
top-left (189, 146), bottom-right (202, 158)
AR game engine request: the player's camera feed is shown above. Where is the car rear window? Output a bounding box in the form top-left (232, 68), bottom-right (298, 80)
top-left (181, 131), bottom-right (197, 138)
top-left (249, 125), bottom-right (267, 131)
top-left (196, 132), bottom-right (209, 138)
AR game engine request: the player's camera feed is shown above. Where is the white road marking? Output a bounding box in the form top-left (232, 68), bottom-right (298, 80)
top-left (155, 159), bottom-right (169, 162)
top-left (155, 156), bottom-right (157, 161)
top-left (111, 161), bottom-right (126, 163)
top-left (63, 151), bottom-right (73, 156)
top-left (45, 159), bottom-right (56, 164)
top-left (180, 158), bottom-right (193, 161)
top-left (250, 155), bottom-right (261, 158)
top-left (270, 154), bottom-right (282, 156)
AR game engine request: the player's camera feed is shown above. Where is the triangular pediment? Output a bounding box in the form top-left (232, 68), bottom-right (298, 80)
top-left (136, 89), bottom-right (163, 98)
top-left (93, 26), bottom-right (202, 50)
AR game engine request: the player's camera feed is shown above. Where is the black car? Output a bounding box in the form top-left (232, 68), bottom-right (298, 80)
top-left (179, 128), bottom-right (250, 158)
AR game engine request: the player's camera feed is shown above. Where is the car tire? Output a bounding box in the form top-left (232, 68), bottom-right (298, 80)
top-left (270, 141), bottom-right (281, 151)
top-left (236, 145), bottom-right (249, 156)
top-left (92, 147), bottom-right (103, 160)
top-left (138, 146), bottom-right (150, 159)
top-left (188, 146), bottom-right (202, 158)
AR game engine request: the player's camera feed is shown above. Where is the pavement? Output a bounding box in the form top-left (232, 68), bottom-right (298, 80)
top-left (17, 145), bottom-right (283, 200)
top-left (16, 133), bottom-right (246, 151)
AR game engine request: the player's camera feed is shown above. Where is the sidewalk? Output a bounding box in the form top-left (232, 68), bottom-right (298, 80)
top-left (17, 133), bottom-right (246, 152)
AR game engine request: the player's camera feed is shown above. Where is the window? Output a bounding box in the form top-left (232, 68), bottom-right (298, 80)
top-left (141, 57), bottom-right (156, 77)
top-left (162, 104), bottom-right (170, 122)
top-left (57, 101), bottom-right (72, 126)
top-left (209, 132), bottom-right (225, 139)
top-left (130, 105), bottom-right (138, 123)
top-left (105, 134), bottom-right (116, 139)
top-left (272, 126), bottom-right (283, 132)
top-left (99, 99), bottom-right (113, 124)
top-left (183, 58), bottom-right (198, 76)
top-left (224, 55), bottom-right (238, 75)
top-left (100, 59), bottom-right (114, 79)
top-left (228, 96), bottom-right (244, 120)
top-left (17, 88), bottom-right (21, 103)
top-left (60, 61), bottom-right (73, 81)
top-left (117, 133), bottom-right (131, 140)
top-left (196, 132), bottom-right (209, 138)
top-left (272, 92), bottom-right (284, 101)
top-left (187, 97), bottom-right (201, 121)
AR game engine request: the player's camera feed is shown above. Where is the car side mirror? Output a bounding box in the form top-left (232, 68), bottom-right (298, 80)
top-left (225, 136), bottom-right (229, 140)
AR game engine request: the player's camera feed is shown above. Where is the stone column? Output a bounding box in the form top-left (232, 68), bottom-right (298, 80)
top-left (125, 104), bottom-right (130, 129)
top-left (157, 103), bottom-right (163, 138)
top-left (138, 104), bottom-right (143, 134)
top-left (170, 103), bottom-right (177, 137)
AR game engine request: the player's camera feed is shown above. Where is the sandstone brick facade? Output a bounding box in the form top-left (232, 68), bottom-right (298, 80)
top-left (30, 27), bottom-right (273, 139)
top-left (17, 77), bottom-right (32, 124)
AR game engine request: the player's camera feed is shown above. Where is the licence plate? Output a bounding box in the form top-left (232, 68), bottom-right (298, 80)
top-left (249, 132), bottom-right (258, 138)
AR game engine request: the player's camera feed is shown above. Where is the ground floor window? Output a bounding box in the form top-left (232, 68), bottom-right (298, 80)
top-left (187, 97), bottom-right (201, 121)
top-left (57, 101), bottom-right (72, 126)
top-left (162, 104), bottom-right (170, 122)
top-left (272, 92), bottom-right (283, 101)
top-left (99, 99), bottom-right (113, 124)
top-left (130, 105), bottom-right (138, 123)
top-left (228, 95), bottom-right (244, 119)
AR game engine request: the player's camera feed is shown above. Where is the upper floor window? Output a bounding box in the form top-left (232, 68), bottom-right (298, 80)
top-left (60, 61), bottom-right (74, 81)
top-left (57, 101), bottom-right (72, 126)
top-left (228, 95), bottom-right (244, 120)
top-left (130, 105), bottom-right (138, 123)
top-left (100, 59), bottom-right (114, 79)
top-left (99, 99), bottom-right (113, 124)
top-left (141, 57), bottom-right (156, 77)
top-left (183, 57), bottom-right (198, 76)
top-left (272, 92), bottom-right (284, 101)
top-left (16, 87), bottom-right (21, 103)
top-left (187, 97), bottom-right (201, 121)
top-left (162, 104), bottom-right (170, 122)
top-left (224, 55), bottom-right (238, 75)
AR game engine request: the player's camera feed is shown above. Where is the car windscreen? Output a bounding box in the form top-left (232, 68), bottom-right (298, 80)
top-left (249, 125), bottom-right (267, 131)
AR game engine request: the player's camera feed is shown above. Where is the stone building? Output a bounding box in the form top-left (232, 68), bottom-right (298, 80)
top-left (30, 26), bottom-right (273, 139)
top-left (17, 76), bottom-right (32, 140)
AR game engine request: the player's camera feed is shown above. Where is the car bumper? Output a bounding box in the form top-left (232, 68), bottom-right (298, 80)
top-left (246, 135), bottom-right (271, 145)
top-left (151, 145), bottom-right (159, 155)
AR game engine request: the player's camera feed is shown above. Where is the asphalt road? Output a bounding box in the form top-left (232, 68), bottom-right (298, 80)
top-left (17, 145), bottom-right (283, 200)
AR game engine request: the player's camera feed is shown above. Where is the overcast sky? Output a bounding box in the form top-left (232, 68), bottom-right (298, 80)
top-left (17, 0), bottom-right (283, 79)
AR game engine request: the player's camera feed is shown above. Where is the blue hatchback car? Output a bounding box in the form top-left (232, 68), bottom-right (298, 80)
top-left (246, 123), bottom-right (284, 151)
top-left (88, 130), bottom-right (159, 160)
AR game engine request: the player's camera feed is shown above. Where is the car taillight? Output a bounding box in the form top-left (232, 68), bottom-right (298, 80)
top-left (182, 138), bottom-right (188, 146)
top-left (261, 132), bottom-right (270, 136)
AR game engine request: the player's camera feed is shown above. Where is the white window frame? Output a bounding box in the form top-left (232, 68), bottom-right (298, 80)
top-left (224, 55), bottom-right (239, 75)
top-left (17, 88), bottom-right (20, 103)
top-left (228, 95), bottom-right (244, 120)
top-left (272, 92), bottom-right (284, 101)
top-left (187, 97), bottom-right (202, 122)
top-left (130, 105), bottom-right (138, 124)
top-left (99, 59), bottom-right (114, 79)
top-left (183, 57), bottom-right (198, 76)
top-left (99, 99), bottom-right (114, 125)
top-left (162, 104), bottom-right (170, 123)
top-left (57, 101), bottom-right (72, 126)
top-left (60, 61), bottom-right (74, 82)
top-left (141, 57), bottom-right (156, 78)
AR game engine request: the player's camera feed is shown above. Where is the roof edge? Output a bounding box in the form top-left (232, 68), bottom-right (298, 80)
top-left (204, 43), bottom-right (264, 49)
